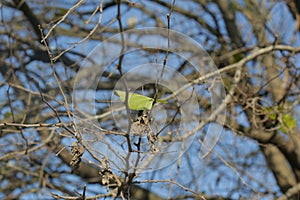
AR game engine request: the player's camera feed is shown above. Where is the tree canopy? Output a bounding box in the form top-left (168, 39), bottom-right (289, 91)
top-left (1, 0), bottom-right (300, 199)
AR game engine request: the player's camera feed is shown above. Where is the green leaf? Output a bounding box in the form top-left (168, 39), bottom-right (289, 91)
top-left (281, 114), bottom-right (296, 134)
top-left (232, 52), bottom-right (245, 63)
top-left (4, 111), bottom-right (11, 119)
top-left (263, 107), bottom-right (275, 120)
top-left (263, 106), bottom-right (296, 134)
top-left (115, 90), bottom-right (167, 110)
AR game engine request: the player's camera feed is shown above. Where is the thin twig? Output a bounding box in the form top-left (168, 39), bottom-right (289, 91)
top-left (154, 0), bottom-right (176, 102)
top-left (42, 0), bottom-right (86, 42)
top-left (0, 129), bottom-right (55, 161)
top-left (6, 86), bottom-right (29, 154)
top-left (52, 1), bottom-right (104, 61)
top-left (116, 0), bottom-right (133, 153)
top-left (135, 179), bottom-right (205, 199)
top-left (38, 24), bottom-right (80, 139)
top-left (0, 122), bottom-right (64, 128)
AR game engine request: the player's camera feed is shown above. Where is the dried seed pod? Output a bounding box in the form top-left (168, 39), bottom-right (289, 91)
top-left (130, 112), bottom-right (151, 136)
top-left (99, 168), bottom-right (114, 186)
top-left (147, 132), bottom-right (157, 152)
top-left (70, 142), bottom-right (84, 173)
